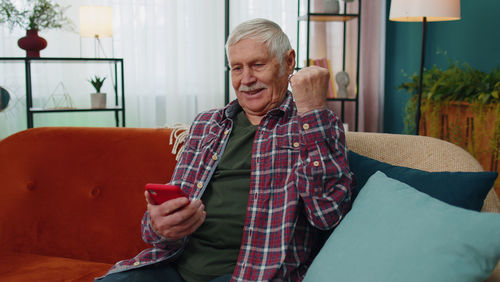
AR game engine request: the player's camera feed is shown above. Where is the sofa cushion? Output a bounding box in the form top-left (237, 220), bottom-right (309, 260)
top-left (0, 252), bottom-right (111, 281)
top-left (348, 150), bottom-right (497, 211)
top-left (304, 171), bottom-right (500, 282)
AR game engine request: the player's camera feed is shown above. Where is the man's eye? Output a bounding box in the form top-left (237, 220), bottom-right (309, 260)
top-left (231, 66), bottom-right (242, 72)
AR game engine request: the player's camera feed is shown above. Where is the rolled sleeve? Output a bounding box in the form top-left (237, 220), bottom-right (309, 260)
top-left (296, 108), bottom-right (353, 230)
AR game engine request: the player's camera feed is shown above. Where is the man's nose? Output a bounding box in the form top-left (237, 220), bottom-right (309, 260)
top-left (241, 67), bottom-right (257, 85)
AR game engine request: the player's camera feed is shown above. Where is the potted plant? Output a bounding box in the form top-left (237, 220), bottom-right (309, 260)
top-left (399, 61), bottom-right (500, 195)
top-left (89, 75), bottom-right (107, 109)
top-left (0, 0), bottom-right (73, 57)
top-left (399, 62), bottom-right (500, 134)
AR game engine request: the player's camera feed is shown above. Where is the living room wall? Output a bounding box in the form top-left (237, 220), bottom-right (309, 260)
top-left (384, 0), bottom-right (500, 133)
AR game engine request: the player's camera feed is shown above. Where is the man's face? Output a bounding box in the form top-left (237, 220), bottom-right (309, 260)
top-left (228, 38), bottom-right (295, 124)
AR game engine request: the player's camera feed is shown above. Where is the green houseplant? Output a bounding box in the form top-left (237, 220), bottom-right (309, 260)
top-left (399, 62), bottom-right (500, 134)
top-left (0, 0), bottom-right (73, 57)
top-left (89, 75), bottom-right (106, 93)
top-left (89, 75), bottom-right (107, 109)
top-left (399, 62), bottom-right (500, 196)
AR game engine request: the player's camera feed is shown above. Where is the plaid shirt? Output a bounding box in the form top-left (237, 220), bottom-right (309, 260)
top-left (102, 93), bottom-right (353, 281)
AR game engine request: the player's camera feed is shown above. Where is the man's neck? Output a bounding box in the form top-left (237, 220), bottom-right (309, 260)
top-left (244, 113), bottom-right (263, 125)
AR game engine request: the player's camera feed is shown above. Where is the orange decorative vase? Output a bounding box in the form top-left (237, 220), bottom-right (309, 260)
top-left (17, 29), bottom-right (47, 57)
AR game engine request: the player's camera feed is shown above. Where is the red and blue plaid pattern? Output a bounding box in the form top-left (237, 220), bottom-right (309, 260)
top-left (102, 93), bottom-right (353, 281)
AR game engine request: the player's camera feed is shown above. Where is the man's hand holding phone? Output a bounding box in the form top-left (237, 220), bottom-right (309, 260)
top-left (145, 184), bottom-right (206, 241)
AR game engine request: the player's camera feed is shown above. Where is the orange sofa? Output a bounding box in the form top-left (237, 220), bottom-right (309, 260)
top-left (0, 127), bottom-right (180, 281)
top-left (1, 127), bottom-right (499, 281)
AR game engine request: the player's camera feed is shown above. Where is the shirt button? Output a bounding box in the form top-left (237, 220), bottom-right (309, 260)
top-left (133, 261), bottom-right (140, 266)
top-left (303, 123), bottom-right (310, 130)
top-left (313, 161), bottom-right (320, 167)
top-left (293, 142), bottom-right (300, 148)
top-left (224, 129), bottom-right (230, 135)
top-left (212, 153), bottom-right (218, 161)
top-left (197, 182), bottom-right (203, 189)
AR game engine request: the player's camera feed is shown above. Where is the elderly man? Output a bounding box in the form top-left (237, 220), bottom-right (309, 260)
top-left (98, 18), bottom-right (353, 282)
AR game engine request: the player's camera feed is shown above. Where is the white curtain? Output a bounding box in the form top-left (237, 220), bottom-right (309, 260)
top-left (0, 0), bottom-right (384, 139)
top-left (0, 0), bottom-right (225, 139)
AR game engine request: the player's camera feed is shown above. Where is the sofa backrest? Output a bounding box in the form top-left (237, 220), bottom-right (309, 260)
top-left (0, 127), bottom-right (179, 264)
top-left (345, 131), bottom-right (500, 214)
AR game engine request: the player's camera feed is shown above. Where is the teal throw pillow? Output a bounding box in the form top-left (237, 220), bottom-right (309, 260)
top-left (348, 150), bottom-right (497, 211)
top-left (304, 171), bottom-right (500, 282)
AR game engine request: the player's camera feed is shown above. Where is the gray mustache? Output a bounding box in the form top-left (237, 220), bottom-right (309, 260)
top-left (238, 83), bottom-right (268, 92)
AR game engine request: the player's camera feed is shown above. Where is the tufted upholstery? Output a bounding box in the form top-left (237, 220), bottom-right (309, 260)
top-left (0, 127), bottom-right (498, 281)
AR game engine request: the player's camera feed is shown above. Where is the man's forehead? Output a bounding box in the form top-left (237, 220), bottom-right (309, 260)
top-left (228, 39), bottom-right (273, 62)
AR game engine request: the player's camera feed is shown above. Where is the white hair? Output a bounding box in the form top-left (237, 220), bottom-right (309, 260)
top-left (225, 18), bottom-right (292, 72)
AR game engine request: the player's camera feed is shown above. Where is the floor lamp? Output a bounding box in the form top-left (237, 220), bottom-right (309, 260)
top-left (389, 0), bottom-right (460, 135)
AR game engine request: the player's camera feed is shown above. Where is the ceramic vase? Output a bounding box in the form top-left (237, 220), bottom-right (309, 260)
top-left (324, 0), bottom-right (340, 13)
top-left (17, 29), bottom-right (47, 57)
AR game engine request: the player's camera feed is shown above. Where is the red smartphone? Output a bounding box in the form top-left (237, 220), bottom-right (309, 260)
top-left (145, 184), bottom-right (189, 205)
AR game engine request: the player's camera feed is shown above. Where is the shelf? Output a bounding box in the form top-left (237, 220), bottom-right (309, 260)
top-left (297, 0), bottom-right (361, 131)
top-left (298, 13), bottom-right (358, 22)
top-left (0, 57), bottom-right (123, 63)
top-left (326, 98), bottom-right (357, 102)
top-left (0, 57), bottom-right (126, 128)
top-left (30, 106), bottom-right (124, 113)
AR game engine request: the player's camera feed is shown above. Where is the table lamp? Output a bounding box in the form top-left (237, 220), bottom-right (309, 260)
top-left (79, 6), bottom-right (113, 57)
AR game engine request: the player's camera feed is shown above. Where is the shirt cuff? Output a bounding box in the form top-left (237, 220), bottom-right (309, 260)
top-left (298, 108), bottom-right (340, 145)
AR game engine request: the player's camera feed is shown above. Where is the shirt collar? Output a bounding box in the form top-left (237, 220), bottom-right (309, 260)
top-left (224, 100), bottom-right (243, 119)
top-left (224, 91), bottom-right (294, 120)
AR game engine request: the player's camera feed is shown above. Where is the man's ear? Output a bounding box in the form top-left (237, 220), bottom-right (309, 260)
top-left (286, 49), bottom-right (296, 74)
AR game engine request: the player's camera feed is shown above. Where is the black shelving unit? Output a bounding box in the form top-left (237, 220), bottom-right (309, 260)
top-left (297, 0), bottom-right (361, 131)
top-left (0, 57), bottom-right (125, 128)
top-left (224, 0), bottom-right (231, 106)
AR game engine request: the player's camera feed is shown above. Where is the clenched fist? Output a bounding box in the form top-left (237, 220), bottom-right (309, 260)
top-left (289, 66), bottom-right (330, 114)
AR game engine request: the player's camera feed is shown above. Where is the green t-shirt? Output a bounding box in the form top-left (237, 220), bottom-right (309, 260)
top-left (176, 110), bottom-right (257, 281)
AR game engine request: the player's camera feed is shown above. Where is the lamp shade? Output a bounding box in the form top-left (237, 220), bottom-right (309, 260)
top-left (389, 0), bottom-right (461, 22)
top-left (79, 6), bottom-right (113, 38)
